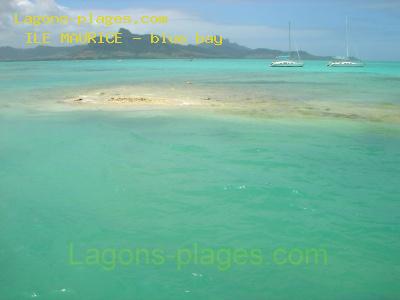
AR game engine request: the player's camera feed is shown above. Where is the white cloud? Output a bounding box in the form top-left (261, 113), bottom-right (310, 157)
top-left (0, 0), bottom-right (67, 45)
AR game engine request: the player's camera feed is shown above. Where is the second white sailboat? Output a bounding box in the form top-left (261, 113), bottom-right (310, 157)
top-left (328, 17), bottom-right (364, 67)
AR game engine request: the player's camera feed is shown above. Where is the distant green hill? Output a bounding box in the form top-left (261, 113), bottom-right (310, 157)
top-left (0, 28), bottom-right (331, 61)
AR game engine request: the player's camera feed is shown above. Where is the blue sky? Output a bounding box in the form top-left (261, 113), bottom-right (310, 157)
top-left (56, 0), bottom-right (400, 60)
top-left (3, 0), bottom-right (400, 60)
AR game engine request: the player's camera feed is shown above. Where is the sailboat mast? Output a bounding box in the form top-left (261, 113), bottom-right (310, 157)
top-left (289, 21), bottom-right (292, 57)
top-left (346, 16), bottom-right (349, 58)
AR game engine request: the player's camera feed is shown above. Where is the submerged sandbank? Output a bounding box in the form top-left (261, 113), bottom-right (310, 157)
top-left (47, 84), bottom-right (400, 123)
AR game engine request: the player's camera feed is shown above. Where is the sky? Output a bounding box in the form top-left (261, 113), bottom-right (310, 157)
top-left (1, 0), bottom-right (400, 60)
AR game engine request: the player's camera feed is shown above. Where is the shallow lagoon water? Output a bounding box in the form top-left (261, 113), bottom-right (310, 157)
top-left (1, 59), bottom-right (400, 105)
top-left (0, 60), bottom-right (400, 299)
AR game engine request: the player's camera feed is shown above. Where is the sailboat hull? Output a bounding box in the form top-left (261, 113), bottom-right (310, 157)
top-left (270, 61), bottom-right (304, 67)
top-left (327, 61), bottom-right (364, 67)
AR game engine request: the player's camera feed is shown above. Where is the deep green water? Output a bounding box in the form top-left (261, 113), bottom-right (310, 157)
top-left (0, 60), bottom-right (400, 299)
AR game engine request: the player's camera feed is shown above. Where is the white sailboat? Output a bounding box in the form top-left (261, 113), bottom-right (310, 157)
top-left (328, 17), bottom-right (364, 67)
top-left (271, 22), bottom-right (304, 67)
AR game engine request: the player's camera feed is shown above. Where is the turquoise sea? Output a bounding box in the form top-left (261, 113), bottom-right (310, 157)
top-left (1, 59), bottom-right (400, 299)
